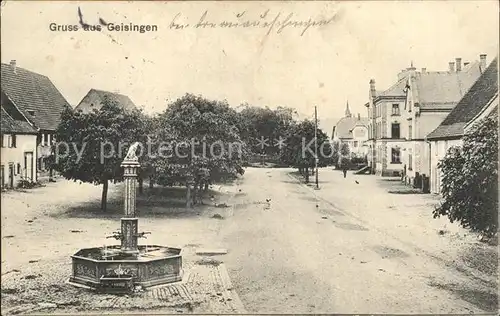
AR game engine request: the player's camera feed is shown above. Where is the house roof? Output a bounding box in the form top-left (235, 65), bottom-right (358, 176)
top-left (377, 77), bottom-right (408, 98)
top-left (1, 105), bottom-right (37, 134)
top-left (427, 57), bottom-right (498, 140)
top-left (410, 61), bottom-right (482, 110)
top-left (1, 63), bottom-right (71, 131)
top-left (75, 89), bottom-right (137, 112)
top-left (334, 116), bottom-right (369, 139)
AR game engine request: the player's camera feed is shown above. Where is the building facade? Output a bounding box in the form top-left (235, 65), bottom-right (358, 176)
top-left (75, 89), bottom-right (137, 114)
top-left (366, 70), bottom-right (409, 176)
top-left (1, 60), bottom-right (71, 181)
top-left (426, 56), bottom-right (497, 194)
top-left (332, 102), bottom-right (369, 161)
top-left (1, 105), bottom-right (38, 188)
top-left (402, 56), bottom-right (484, 187)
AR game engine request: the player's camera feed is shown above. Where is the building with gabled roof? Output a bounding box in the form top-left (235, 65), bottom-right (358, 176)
top-left (1, 103), bottom-right (38, 188)
top-left (365, 69), bottom-right (410, 176)
top-left (401, 55), bottom-right (485, 189)
top-left (332, 102), bottom-right (369, 159)
top-left (426, 56), bottom-right (498, 194)
top-left (1, 60), bottom-right (71, 182)
top-left (75, 89), bottom-right (137, 114)
top-left (1, 61), bottom-right (70, 132)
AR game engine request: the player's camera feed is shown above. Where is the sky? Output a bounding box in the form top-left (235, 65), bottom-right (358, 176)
top-left (1, 1), bottom-right (498, 135)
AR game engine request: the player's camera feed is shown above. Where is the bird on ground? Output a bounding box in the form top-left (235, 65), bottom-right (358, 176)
top-left (355, 180), bottom-right (359, 184)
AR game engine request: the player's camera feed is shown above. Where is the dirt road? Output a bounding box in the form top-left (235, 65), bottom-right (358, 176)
top-left (1, 168), bottom-right (497, 314)
top-left (216, 167), bottom-right (498, 314)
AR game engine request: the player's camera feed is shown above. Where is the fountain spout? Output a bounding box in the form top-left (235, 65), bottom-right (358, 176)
top-left (106, 231), bottom-right (123, 240)
top-left (134, 232), bottom-right (151, 239)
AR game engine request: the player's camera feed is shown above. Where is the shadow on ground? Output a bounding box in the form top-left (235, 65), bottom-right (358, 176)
top-left (58, 185), bottom-right (228, 219)
top-left (428, 280), bottom-right (498, 312)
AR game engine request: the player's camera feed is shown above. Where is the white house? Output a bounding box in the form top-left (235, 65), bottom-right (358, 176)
top-left (426, 56), bottom-right (498, 194)
top-left (332, 102), bottom-right (369, 159)
top-left (365, 71), bottom-right (409, 176)
top-left (401, 55), bottom-right (485, 189)
top-left (1, 105), bottom-right (38, 188)
top-left (1, 60), bottom-right (71, 181)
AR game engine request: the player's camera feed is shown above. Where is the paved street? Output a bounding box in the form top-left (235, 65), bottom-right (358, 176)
top-left (1, 167), bottom-right (497, 314)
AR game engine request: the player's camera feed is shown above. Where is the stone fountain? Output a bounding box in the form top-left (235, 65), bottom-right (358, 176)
top-left (69, 143), bottom-right (183, 292)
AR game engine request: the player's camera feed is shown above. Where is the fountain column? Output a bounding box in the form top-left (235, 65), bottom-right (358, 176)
top-left (120, 158), bottom-right (140, 255)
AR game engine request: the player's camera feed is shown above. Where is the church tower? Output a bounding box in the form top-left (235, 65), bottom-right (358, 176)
top-left (345, 101), bottom-right (352, 118)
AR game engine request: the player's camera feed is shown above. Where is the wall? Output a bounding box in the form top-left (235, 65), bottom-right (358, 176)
top-left (1, 133), bottom-right (38, 187)
top-left (429, 138), bottom-right (462, 194)
top-left (416, 112), bottom-right (450, 139)
top-left (75, 90), bottom-right (101, 114)
top-left (384, 100), bottom-right (407, 139)
top-left (350, 125), bottom-right (369, 157)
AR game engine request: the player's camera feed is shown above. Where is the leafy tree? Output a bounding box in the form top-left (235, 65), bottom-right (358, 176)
top-left (238, 105), bottom-right (296, 160)
top-left (330, 140), bottom-right (341, 168)
top-left (53, 97), bottom-right (145, 211)
top-left (339, 142), bottom-right (351, 168)
top-left (280, 119), bottom-right (332, 182)
top-left (434, 115), bottom-right (498, 239)
top-left (154, 94), bottom-right (246, 207)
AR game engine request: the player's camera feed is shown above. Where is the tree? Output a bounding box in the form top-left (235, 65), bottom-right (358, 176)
top-left (339, 142), bottom-right (351, 169)
top-left (330, 140), bottom-right (341, 168)
top-left (280, 119), bottom-right (332, 182)
top-left (434, 115), bottom-right (498, 239)
top-left (238, 105), bottom-right (296, 161)
top-left (154, 94), bottom-right (246, 207)
top-left (53, 97), bottom-right (145, 211)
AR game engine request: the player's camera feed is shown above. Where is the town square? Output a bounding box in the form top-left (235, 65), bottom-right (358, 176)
top-left (1, 1), bottom-right (498, 315)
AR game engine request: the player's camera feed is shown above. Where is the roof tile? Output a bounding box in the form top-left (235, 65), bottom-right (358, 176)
top-left (427, 57), bottom-right (498, 140)
top-left (1, 63), bottom-right (71, 131)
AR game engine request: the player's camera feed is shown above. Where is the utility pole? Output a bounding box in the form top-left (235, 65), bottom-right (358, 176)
top-left (314, 106), bottom-right (319, 189)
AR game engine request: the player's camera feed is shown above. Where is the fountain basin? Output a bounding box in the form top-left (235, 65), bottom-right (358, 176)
top-left (69, 245), bottom-right (182, 289)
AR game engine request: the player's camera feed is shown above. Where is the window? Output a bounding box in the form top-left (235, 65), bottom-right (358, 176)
top-left (7, 135), bottom-right (16, 148)
top-left (391, 148), bottom-right (401, 163)
top-left (408, 120), bottom-right (413, 140)
top-left (391, 123), bottom-right (400, 139)
top-left (0, 134), bottom-right (4, 148)
top-left (392, 104), bottom-right (400, 115)
top-left (353, 141), bottom-right (358, 147)
top-left (27, 110), bottom-right (35, 116)
top-left (408, 152), bottom-right (413, 170)
top-left (43, 134), bottom-right (49, 146)
top-left (17, 163), bottom-right (21, 174)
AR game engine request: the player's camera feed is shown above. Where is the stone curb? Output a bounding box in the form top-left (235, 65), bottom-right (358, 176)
top-left (218, 263), bottom-right (247, 313)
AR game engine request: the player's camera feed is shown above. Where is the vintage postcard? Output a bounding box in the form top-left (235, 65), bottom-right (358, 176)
top-left (0, 0), bottom-right (498, 314)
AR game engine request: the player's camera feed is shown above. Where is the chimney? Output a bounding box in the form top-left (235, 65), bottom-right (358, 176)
top-left (421, 68), bottom-right (426, 73)
top-left (455, 57), bottom-right (462, 72)
top-left (480, 54), bottom-right (487, 72)
top-left (449, 62), bottom-right (455, 72)
top-left (10, 60), bottom-right (16, 73)
top-left (369, 79), bottom-right (376, 98)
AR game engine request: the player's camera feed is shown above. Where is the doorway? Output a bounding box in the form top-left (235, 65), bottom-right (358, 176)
top-left (8, 163), bottom-right (14, 188)
top-left (24, 152), bottom-right (33, 182)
